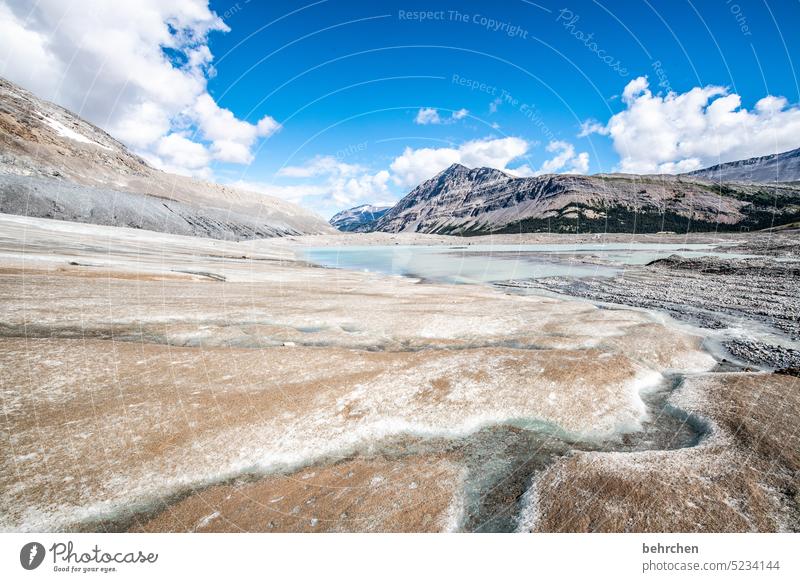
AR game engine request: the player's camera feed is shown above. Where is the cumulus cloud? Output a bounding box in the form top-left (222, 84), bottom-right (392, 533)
top-left (414, 108), bottom-right (442, 125)
top-left (330, 170), bottom-right (391, 206)
top-left (277, 156), bottom-right (363, 179)
top-left (390, 147), bottom-right (460, 185)
top-left (538, 141), bottom-right (589, 175)
top-left (152, 133), bottom-right (211, 177)
top-left (577, 119), bottom-right (608, 137)
top-left (510, 141), bottom-right (589, 177)
top-left (267, 155), bottom-right (390, 208)
top-left (0, 0), bottom-right (280, 176)
top-left (584, 76), bottom-right (800, 173)
top-left (230, 181), bottom-right (327, 205)
top-left (193, 94), bottom-right (280, 164)
top-left (414, 107), bottom-right (470, 125)
top-left (389, 137), bottom-right (529, 186)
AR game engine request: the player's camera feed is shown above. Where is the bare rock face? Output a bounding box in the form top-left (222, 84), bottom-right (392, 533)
top-left (0, 77), bottom-right (334, 239)
top-left (371, 163), bottom-right (800, 235)
top-left (686, 147), bottom-right (800, 184)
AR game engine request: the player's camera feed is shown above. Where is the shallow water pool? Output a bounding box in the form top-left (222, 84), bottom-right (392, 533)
top-left (303, 243), bottom-right (747, 284)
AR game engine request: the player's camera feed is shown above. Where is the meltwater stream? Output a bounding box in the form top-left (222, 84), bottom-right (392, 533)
top-left (299, 242), bottom-right (729, 531)
top-left (391, 374), bottom-right (705, 532)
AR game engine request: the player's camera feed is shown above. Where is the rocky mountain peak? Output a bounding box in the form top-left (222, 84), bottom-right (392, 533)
top-left (329, 203), bottom-right (392, 232)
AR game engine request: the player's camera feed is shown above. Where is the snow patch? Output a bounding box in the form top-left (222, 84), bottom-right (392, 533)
top-left (40, 115), bottom-right (110, 150)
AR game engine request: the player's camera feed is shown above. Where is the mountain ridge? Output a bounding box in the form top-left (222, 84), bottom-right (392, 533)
top-left (0, 76), bottom-right (333, 239)
top-left (329, 204), bottom-right (392, 232)
top-left (367, 161), bottom-right (800, 235)
top-left (685, 147), bottom-right (800, 183)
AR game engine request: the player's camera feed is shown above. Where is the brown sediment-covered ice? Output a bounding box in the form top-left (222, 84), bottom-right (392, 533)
top-left (130, 455), bottom-right (466, 533)
top-left (4, 214), bottom-right (778, 533)
top-left (520, 372), bottom-right (800, 532)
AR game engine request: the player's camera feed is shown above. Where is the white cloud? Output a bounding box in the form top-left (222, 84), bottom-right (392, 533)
top-left (154, 133), bottom-right (211, 173)
top-left (0, 0), bottom-right (280, 176)
top-left (329, 170), bottom-right (391, 206)
top-left (277, 156), bottom-right (363, 178)
top-left (234, 173), bottom-right (393, 220)
top-left (507, 141), bottom-right (589, 177)
top-left (459, 137), bottom-right (529, 169)
top-left (571, 152), bottom-right (590, 174)
top-left (507, 164), bottom-right (535, 177)
top-left (230, 181), bottom-right (327, 205)
top-left (265, 155), bottom-right (390, 209)
top-left (537, 141), bottom-right (589, 175)
top-left (415, 107), bottom-right (442, 125)
top-left (390, 137), bottom-right (530, 186)
top-left (592, 76), bottom-right (800, 173)
top-left (577, 119), bottom-right (608, 137)
top-left (390, 147), bottom-right (459, 186)
top-left (257, 116), bottom-right (281, 137)
top-left (413, 107), bottom-right (470, 125)
top-left (0, 3), bottom-right (60, 85)
top-left (622, 76), bottom-right (650, 102)
top-left (193, 93), bottom-right (280, 164)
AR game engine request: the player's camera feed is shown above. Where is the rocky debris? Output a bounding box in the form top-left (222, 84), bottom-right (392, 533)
top-left (370, 163), bottom-right (800, 235)
top-left (552, 255), bottom-right (795, 337)
top-left (646, 253), bottom-right (800, 278)
top-left (723, 338), bottom-right (800, 371)
top-left (507, 250), bottom-right (800, 370)
top-left (724, 231), bottom-right (800, 257)
top-left (0, 76), bottom-right (333, 239)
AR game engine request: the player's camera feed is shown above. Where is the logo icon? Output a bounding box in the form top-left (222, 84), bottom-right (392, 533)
top-left (20, 542), bottom-right (46, 570)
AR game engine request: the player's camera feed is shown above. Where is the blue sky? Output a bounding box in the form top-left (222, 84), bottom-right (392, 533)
top-left (2, 0), bottom-right (800, 218)
top-left (205, 0), bottom-right (800, 216)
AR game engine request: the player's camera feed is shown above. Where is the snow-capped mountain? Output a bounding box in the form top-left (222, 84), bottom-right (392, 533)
top-left (686, 147), bottom-right (800, 183)
top-left (329, 204), bottom-right (392, 232)
top-left (0, 77), bottom-right (333, 239)
top-left (370, 163), bottom-right (800, 234)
